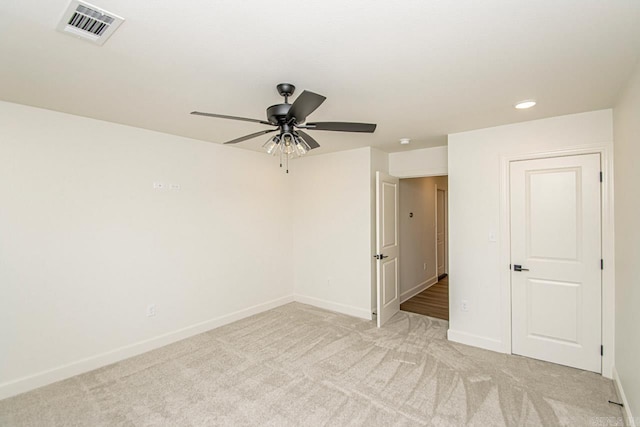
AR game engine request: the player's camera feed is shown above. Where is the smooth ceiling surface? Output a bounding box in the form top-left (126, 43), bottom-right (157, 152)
top-left (1, 0), bottom-right (639, 154)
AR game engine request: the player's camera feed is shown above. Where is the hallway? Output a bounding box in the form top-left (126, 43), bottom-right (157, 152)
top-left (400, 276), bottom-right (449, 320)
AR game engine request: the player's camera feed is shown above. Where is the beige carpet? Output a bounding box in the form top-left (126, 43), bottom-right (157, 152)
top-left (0, 303), bottom-right (623, 426)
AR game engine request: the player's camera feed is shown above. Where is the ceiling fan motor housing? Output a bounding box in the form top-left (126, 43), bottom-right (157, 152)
top-left (266, 103), bottom-right (292, 125)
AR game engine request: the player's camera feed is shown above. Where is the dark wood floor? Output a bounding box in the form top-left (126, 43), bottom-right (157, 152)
top-left (400, 276), bottom-right (449, 320)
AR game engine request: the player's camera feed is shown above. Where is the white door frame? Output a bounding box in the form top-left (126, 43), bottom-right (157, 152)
top-left (374, 172), bottom-right (448, 319)
top-left (499, 144), bottom-right (615, 377)
top-left (444, 191), bottom-right (448, 274)
top-left (435, 185), bottom-right (448, 276)
top-left (434, 184), bottom-right (438, 278)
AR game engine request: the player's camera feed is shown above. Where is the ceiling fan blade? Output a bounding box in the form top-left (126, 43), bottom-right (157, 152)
top-left (295, 130), bottom-right (320, 150)
top-left (286, 90), bottom-right (326, 124)
top-left (306, 122), bottom-right (377, 133)
top-left (191, 111), bottom-right (273, 126)
top-left (224, 129), bottom-right (277, 144)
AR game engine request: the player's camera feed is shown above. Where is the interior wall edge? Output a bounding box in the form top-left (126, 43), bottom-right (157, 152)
top-left (613, 365), bottom-right (637, 427)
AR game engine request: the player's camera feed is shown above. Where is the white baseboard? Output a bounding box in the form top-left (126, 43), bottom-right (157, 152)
top-left (0, 294), bottom-right (294, 401)
top-left (613, 365), bottom-right (636, 427)
top-left (400, 275), bottom-right (438, 303)
top-left (294, 294), bottom-right (372, 320)
top-left (447, 329), bottom-right (505, 354)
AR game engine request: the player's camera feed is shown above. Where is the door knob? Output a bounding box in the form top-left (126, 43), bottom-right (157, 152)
top-left (513, 264), bottom-right (529, 272)
top-left (374, 254), bottom-right (389, 260)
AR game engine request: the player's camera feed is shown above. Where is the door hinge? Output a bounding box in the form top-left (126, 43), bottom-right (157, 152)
top-left (601, 259), bottom-right (604, 270)
top-left (509, 264), bottom-right (512, 270)
top-left (601, 345), bottom-right (604, 356)
top-left (599, 171), bottom-right (603, 182)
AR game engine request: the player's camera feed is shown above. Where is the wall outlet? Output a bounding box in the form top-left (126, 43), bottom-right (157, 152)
top-left (146, 304), bottom-right (156, 317)
top-left (169, 183), bottom-right (181, 191)
top-left (152, 182), bottom-right (164, 190)
top-left (461, 300), bottom-right (469, 312)
top-left (423, 263), bottom-right (427, 271)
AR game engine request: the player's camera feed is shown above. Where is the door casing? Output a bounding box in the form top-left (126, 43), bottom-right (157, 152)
top-left (436, 187), bottom-right (447, 277)
top-left (499, 145), bottom-right (615, 378)
top-left (510, 153), bottom-right (602, 372)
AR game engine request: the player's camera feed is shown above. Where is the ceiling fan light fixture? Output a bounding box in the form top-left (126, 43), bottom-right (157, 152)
top-left (515, 100), bottom-right (537, 109)
top-left (297, 135), bottom-right (311, 150)
top-left (294, 137), bottom-right (308, 156)
top-left (262, 136), bottom-right (279, 155)
top-left (294, 143), bottom-right (306, 156)
top-left (192, 83), bottom-right (377, 172)
top-left (281, 133), bottom-right (295, 156)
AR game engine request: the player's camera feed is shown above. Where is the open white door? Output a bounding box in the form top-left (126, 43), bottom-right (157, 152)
top-left (376, 171), bottom-right (400, 327)
top-left (510, 154), bottom-right (602, 372)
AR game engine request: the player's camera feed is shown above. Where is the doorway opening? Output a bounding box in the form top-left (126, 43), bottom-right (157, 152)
top-left (396, 175), bottom-right (449, 321)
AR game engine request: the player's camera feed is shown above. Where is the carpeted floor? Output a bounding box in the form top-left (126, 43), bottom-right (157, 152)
top-left (0, 303), bottom-right (623, 426)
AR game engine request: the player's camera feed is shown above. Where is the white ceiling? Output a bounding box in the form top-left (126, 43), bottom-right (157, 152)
top-left (1, 0), bottom-right (639, 155)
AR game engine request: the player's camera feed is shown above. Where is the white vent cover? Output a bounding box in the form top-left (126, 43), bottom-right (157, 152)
top-left (57, 0), bottom-right (124, 45)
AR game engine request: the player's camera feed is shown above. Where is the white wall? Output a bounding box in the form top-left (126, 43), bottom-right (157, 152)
top-left (398, 176), bottom-right (447, 301)
top-left (613, 63), bottom-right (640, 423)
top-left (291, 147), bottom-right (373, 319)
top-left (0, 101), bottom-right (293, 399)
top-left (389, 145), bottom-right (448, 178)
top-left (1, 100), bottom-right (623, 402)
top-left (447, 110), bottom-right (614, 368)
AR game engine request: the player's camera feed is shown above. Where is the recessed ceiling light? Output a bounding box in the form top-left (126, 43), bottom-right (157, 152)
top-left (515, 100), bottom-right (537, 109)
top-left (400, 138), bottom-right (411, 145)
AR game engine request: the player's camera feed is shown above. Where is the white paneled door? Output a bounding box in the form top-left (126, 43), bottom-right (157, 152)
top-left (510, 154), bottom-right (602, 373)
top-left (376, 171), bottom-right (400, 327)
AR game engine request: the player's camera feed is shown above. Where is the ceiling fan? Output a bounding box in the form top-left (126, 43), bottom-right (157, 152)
top-left (191, 83), bottom-right (377, 171)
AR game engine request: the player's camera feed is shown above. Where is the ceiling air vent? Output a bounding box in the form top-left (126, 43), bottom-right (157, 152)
top-left (57, 0), bottom-right (124, 45)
